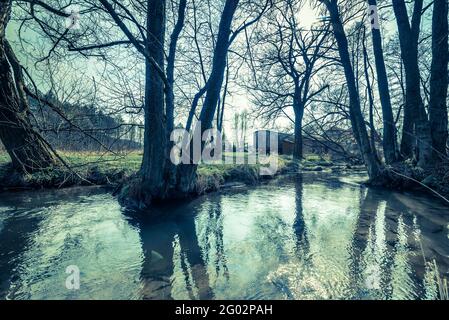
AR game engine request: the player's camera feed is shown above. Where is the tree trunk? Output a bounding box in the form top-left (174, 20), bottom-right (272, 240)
top-left (0, 0), bottom-right (57, 173)
top-left (393, 0), bottom-right (419, 158)
top-left (429, 0), bottom-right (449, 161)
top-left (362, 26), bottom-right (379, 160)
top-left (293, 120), bottom-right (303, 160)
top-left (323, 0), bottom-right (382, 180)
top-left (166, 0), bottom-right (187, 134)
top-left (164, 0), bottom-right (187, 188)
top-left (140, 0), bottom-right (168, 198)
top-left (367, 0), bottom-right (399, 164)
top-left (177, 0), bottom-right (240, 193)
top-left (293, 95), bottom-right (304, 160)
top-left (392, 0), bottom-right (433, 166)
top-left (217, 60), bottom-right (229, 133)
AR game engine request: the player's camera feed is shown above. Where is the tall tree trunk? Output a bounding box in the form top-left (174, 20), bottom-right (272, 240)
top-left (177, 0), bottom-right (240, 193)
top-left (362, 26), bottom-right (379, 160)
top-left (0, 0), bottom-right (57, 173)
top-left (217, 60), bottom-right (229, 132)
top-left (367, 0), bottom-right (399, 164)
top-left (164, 0), bottom-right (187, 187)
top-left (166, 0), bottom-right (187, 134)
top-left (429, 0), bottom-right (449, 161)
top-left (393, 0), bottom-right (419, 158)
top-left (393, 0), bottom-right (433, 166)
top-left (293, 94), bottom-right (304, 160)
top-left (140, 0), bottom-right (167, 198)
top-left (322, 0), bottom-right (382, 180)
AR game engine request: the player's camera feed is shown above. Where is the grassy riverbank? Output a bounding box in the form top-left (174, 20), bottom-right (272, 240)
top-left (0, 152), bottom-right (141, 191)
top-left (1, 151), bottom-right (448, 204)
top-left (0, 151), bottom-right (306, 192)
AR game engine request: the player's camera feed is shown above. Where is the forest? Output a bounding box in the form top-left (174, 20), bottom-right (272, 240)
top-left (0, 0), bottom-right (449, 302)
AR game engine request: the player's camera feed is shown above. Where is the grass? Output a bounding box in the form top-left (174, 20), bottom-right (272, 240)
top-left (303, 154), bottom-right (330, 162)
top-left (61, 151), bottom-right (142, 173)
top-left (417, 235), bottom-right (449, 300)
top-left (0, 153), bottom-right (9, 163)
top-left (196, 156), bottom-right (291, 194)
top-left (0, 151), bottom-right (298, 193)
top-left (0, 151), bottom-right (142, 191)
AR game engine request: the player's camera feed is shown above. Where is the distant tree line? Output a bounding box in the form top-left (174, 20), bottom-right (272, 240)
top-left (28, 91), bottom-right (142, 151)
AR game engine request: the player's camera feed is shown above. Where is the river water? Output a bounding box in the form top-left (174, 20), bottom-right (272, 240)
top-left (0, 173), bottom-right (448, 300)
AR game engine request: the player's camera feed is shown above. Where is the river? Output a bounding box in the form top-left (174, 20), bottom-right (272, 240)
top-left (0, 172), bottom-right (448, 300)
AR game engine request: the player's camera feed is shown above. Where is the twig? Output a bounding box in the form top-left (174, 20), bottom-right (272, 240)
top-left (389, 169), bottom-right (449, 205)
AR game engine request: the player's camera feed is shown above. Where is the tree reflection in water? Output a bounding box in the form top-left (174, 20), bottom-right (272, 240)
top-left (199, 199), bottom-right (230, 282)
top-left (349, 187), bottom-right (449, 300)
top-left (0, 174), bottom-right (447, 300)
top-left (127, 207), bottom-right (213, 300)
top-left (293, 174), bottom-right (310, 261)
top-left (123, 176), bottom-right (449, 300)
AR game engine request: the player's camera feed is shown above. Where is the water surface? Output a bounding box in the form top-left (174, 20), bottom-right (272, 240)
top-left (0, 173), bottom-right (448, 300)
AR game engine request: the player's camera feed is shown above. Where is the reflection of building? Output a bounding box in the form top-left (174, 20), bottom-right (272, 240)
top-left (253, 129), bottom-right (358, 157)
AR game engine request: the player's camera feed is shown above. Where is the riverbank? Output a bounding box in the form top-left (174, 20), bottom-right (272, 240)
top-left (0, 152), bottom-right (141, 192)
top-left (0, 152), bottom-right (304, 193)
top-left (2, 152), bottom-right (448, 204)
top-left (380, 161), bottom-right (449, 203)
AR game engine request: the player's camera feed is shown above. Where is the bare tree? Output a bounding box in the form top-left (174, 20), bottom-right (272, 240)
top-left (0, 0), bottom-right (59, 173)
top-left (166, 0), bottom-right (187, 134)
top-left (429, 0), bottom-right (448, 161)
top-left (177, 0), bottom-right (241, 194)
top-left (318, 0), bottom-right (382, 180)
top-left (248, 0), bottom-right (330, 159)
top-left (392, 0), bottom-right (433, 166)
top-left (367, 0), bottom-right (399, 164)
